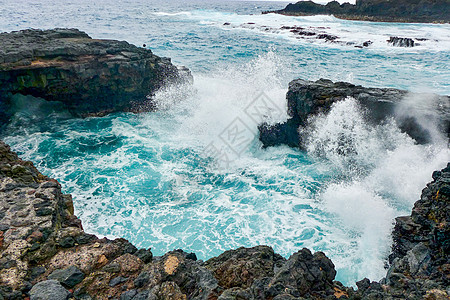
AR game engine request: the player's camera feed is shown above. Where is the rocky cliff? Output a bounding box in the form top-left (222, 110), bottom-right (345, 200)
top-left (259, 78), bottom-right (450, 148)
top-left (0, 139), bottom-right (448, 299)
top-left (0, 139), bottom-right (343, 299)
top-left (265, 0), bottom-right (450, 23)
top-left (0, 28), bottom-right (191, 124)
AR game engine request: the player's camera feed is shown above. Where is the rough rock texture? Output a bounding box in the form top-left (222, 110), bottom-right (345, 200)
top-left (0, 140), bottom-right (449, 299)
top-left (259, 78), bottom-right (450, 148)
top-left (265, 0), bottom-right (450, 23)
top-left (384, 163), bottom-right (450, 299)
top-left (0, 28), bottom-right (191, 123)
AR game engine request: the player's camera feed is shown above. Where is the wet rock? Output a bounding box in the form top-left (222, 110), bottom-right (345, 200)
top-left (388, 36), bottom-right (415, 47)
top-left (259, 78), bottom-right (449, 148)
top-left (186, 252), bottom-right (197, 261)
top-left (109, 276), bottom-right (128, 287)
top-left (29, 280), bottom-right (70, 300)
top-left (48, 265), bottom-right (85, 288)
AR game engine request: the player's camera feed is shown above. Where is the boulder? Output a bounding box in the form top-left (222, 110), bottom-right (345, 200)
top-left (29, 280), bottom-right (70, 300)
top-left (48, 265), bottom-right (85, 288)
top-left (388, 36), bottom-right (415, 47)
top-left (205, 245), bottom-right (285, 289)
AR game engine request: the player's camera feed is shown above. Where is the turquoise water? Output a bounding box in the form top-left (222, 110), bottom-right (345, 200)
top-left (1, 0), bottom-right (449, 286)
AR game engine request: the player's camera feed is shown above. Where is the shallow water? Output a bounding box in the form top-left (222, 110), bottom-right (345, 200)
top-left (1, 0), bottom-right (449, 286)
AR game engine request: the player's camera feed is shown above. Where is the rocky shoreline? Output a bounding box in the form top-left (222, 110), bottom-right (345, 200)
top-left (264, 0), bottom-right (450, 24)
top-left (0, 139), bottom-right (448, 299)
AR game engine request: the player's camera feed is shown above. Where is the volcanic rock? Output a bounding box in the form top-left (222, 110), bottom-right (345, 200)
top-left (259, 78), bottom-right (450, 147)
top-left (0, 28), bottom-right (192, 124)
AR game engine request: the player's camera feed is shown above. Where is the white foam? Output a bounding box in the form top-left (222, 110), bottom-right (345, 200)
top-left (304, 97), bottom-right (449, 283)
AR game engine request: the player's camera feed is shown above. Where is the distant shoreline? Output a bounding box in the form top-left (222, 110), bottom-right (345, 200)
top-left (263, 0), bottom-right (450, 24)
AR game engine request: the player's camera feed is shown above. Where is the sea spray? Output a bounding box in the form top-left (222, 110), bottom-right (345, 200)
top-left (303, 97), bottom-right (449, 283)
top-left (2, 50), bottom-right (448, 288)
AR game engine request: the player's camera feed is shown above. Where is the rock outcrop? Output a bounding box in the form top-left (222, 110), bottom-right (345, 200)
top-left (264, 0), bottom-right (450, 23)
top-left (0, 28), bottom-right (191, 124)
top-left (388, 37), bottom-right (415, 47)
top-left (259, 78), bottom-right (450, 148)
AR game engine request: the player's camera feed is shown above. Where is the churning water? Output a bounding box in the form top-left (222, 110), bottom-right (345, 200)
top-left (1, 0), bottom-right (449, 286)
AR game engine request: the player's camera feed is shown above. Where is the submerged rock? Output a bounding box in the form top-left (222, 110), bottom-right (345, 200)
top-left (0, 28), bottom-right (192, 122)
top-left (388, 36), bottom-right (415, 47)
top-left (29, 280), bottom-right (70, 300)
top-left (259, 78), bottom-right (450, 148)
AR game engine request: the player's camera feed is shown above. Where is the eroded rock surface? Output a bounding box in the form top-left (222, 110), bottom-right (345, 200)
top-left (259, 78), bottom-right (450, 148)
top-left (0, 28), bottom-right (191, 122)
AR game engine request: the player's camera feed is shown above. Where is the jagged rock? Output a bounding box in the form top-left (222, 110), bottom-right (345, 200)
top-left (205, 245), bottom-right (285, 289)
top-left (48, 265), bottom-right (85, 288)
top-left (259, 78), bottom-right (450, 148)
top-left (29, 280), bottom-right (70, 300)
top-left (266, 249), bottom-right (336, 298)
top-left (134, 248), bottom-right (153, 263)
top-left (388, 37), bottom-right (415, 47)
top-left (0, 28), bottom-right (192, 123)
top-left (134, 271), bottom-right (150, 288)
top-left (157, 250), bottom-right (219, 299)
top-left (386, 163), bottom-right (450, 295)
top-left (120, 289), bottom-right (138, 300)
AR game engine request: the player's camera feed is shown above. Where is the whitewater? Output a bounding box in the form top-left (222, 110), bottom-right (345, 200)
top-left (1, 0), bottom-right (449, 286)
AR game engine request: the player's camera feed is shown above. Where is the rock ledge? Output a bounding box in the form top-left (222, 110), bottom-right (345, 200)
top-left (0, 28), bottom-right (191, 124)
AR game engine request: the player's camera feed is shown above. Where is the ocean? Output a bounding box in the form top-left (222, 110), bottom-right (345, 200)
top-left (1, 0), bottom-right (449, 286)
